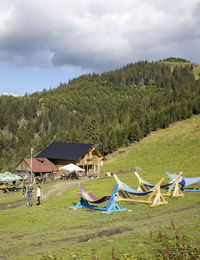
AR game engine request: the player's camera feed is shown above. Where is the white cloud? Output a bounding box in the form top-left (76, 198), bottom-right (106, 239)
top-left (0, 0), bottom-right (200, 72)
top-left (2, 92), bottom-right (19, 97)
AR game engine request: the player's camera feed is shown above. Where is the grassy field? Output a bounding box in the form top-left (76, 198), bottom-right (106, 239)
top-left (0, 116), bottom-right (200, 259)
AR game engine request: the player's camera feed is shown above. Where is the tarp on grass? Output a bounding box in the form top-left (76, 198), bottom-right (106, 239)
top-left (0, 172), bottom-right (22, 183)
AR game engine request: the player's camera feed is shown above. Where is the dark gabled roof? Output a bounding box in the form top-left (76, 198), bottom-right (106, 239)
top-left (36, 142), bottom-right (93, 161)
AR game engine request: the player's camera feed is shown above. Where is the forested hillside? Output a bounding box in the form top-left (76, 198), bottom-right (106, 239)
top-left (1, 59), bottom-right (200, 171)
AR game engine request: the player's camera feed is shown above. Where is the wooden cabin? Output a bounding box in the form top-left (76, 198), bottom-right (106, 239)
top-left (15, 157), bottom-right (58, 182)
top-left (36, 142), bottom-right (104, 177)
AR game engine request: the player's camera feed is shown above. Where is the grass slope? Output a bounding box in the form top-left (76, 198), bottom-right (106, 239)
top-left (159, 61), bottom-right (200, 80)
top-left (0, 116), bottom-right (200, 259)
top-left (101, 115), bottom-right (200, 183)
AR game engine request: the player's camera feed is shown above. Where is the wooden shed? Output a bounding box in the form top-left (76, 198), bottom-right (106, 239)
top-left (36, 142), bottom-right (104, 177)
top-left (15, 157), bottom-right (58, 182)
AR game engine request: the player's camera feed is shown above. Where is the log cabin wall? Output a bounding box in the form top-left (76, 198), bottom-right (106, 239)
top-left (50, 159), bottom-right (75, 174)
top-left (51, 148), bottom-right (102, 177)
top-left (77, 147), bottom-right (102, 177)
top-left (51, 158), bottom-right (101, 177)
top-left (15, 160), bottom-right (32, 180)
top-left (15, 160), bottom-right (31, 172)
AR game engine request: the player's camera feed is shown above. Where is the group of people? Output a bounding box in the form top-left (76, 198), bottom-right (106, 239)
top-left (22, 184), bottom-right (42, 207)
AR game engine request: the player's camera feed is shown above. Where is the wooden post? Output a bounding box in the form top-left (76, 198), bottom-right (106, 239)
top-left (134, 172), bottom-right (151, 192)
top-left (163, 172), bottom-right (184, 197)
top-left (114, 175), bottom-right (168, 207)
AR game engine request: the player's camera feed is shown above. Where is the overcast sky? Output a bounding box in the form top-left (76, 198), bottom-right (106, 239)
top-left (0, 0), bottom-right (200, 96)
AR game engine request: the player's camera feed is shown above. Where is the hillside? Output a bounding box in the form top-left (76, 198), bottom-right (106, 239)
top-left (0, 58), bottom-right (200, 172)
top-left (0, 115), bottom-right (200, 259)
top-left (101, 115), bottom-right (200, 182)
top-left (159, 57), bottom-right (200, 80)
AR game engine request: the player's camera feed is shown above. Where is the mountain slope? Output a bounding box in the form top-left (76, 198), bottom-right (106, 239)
top-left (0, 59), bottom-right (200, 172)
top-left (101, 115), bottom-right (200, 182)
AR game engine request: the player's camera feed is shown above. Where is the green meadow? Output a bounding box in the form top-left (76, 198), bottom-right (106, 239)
top-left (0, 116), bottom-right (200, 259)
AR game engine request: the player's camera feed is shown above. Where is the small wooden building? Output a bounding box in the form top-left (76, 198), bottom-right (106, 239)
top-left (15, 157), bottom-right (58, 182)
top-left (36, 142), bottom-right (104, 177)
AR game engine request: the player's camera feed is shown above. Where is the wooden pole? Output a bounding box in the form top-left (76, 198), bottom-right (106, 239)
top-left (164, 172), bottom-right (184, 197)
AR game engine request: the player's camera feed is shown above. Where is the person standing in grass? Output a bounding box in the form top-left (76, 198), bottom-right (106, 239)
top-left (22, 184), bottom-right (27, 198)
top-left (36, 185), bottom-right (42, 206)
top-left (26, 183), bottom-right (34, 207)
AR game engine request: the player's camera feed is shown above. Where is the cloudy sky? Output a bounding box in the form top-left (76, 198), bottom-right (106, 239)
top-left (0, 0), bottom-right (200, 96)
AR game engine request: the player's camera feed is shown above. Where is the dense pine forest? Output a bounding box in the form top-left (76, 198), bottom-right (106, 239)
top-left (0, 58), bottom-right (200, 171)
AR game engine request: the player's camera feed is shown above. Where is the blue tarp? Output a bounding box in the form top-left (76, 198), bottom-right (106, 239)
top-left (120, 186), bottom-right (152, 196)
top-left (173, 174), bottom-right (200, 187)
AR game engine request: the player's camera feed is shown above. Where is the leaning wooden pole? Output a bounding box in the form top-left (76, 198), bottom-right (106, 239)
top-left (164, 172), bottom-right (184, 197)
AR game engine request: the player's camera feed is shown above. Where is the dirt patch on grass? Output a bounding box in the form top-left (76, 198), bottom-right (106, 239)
top-left (0, 200), bottom-right (24, 210)
top-left (43, 179), bottom-right (89, 200)
top-left (173, 201), bottom-right (200, 213)
top-left (51, 227), bottom-right (133, 246)
top-left (78, 226), bottom-right (132, 243)
top-left (42, 180), bottom-right (79, 200)
top-left (12, 235), bottom-right (24, 240)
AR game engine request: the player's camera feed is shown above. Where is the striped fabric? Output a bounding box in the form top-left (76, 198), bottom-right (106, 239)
top-left (78, 191), bottom-right (111, 204)
top-left (79, 192), bottom-right (99, 202)
top-left (77, 184), bottom-right (115, 204)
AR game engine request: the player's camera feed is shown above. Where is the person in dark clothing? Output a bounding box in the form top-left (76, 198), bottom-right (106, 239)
top-left (180, 178), bottom-right (186, 191)
top-left (22, 185), bottom-right (27, 198)
top-left (26, 184), bottom-right (34, 207)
